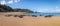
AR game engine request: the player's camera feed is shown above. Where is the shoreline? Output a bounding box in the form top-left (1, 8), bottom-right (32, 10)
top-left (0, 12), bottom-right (60, 26)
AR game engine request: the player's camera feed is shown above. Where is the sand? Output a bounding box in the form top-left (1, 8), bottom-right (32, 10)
top-left (0, 12), bottom-right (60, 26)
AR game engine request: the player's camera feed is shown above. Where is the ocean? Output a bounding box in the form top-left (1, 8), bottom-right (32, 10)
top-left (25, 12), bottom-right (60, 16)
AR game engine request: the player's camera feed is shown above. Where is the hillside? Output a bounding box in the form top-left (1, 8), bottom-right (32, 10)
top-left (0, 4), bottom-right (33, 12)
top-left (0, 4), bottom-right (13, 12)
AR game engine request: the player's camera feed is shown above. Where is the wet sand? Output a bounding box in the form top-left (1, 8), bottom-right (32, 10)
top-left (0, 12), bottom-right (60, 26)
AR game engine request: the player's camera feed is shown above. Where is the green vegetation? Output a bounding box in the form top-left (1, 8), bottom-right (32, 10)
top-left (0, 4), bottom-right (33, 12)
top-left (0, 4), bottom-right (13, 12)
top-left (13, 8), bottom-right (33, 12)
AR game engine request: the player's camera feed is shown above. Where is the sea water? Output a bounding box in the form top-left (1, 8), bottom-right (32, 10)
top-left (26, 12), bottom-right (60, 16)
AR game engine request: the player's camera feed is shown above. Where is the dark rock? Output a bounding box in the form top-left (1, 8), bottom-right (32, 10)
top-left (32, 15), bottom-right (37, 17)
top-left (45, 15), bottom-right (53, 18)
top-left (18, 15), bottom-right (23, 18)
top-left (14, 15), bottom-right (18, 17)
top-left (5, 14), bottom-right (12, 17)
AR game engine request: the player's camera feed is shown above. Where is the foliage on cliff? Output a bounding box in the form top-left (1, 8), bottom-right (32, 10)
top-left (13, 8), bottom-right (33, 12)
top-left (0, 4), bottom-right (33, 12)
top-left (0, 4), bottom-right (13, 12)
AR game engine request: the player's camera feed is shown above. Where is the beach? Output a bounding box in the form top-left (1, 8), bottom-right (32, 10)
top-left (0, 12), bottom-right (60, 26)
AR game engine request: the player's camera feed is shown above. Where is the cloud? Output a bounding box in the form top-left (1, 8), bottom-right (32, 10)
top-left (7, 0), bottom-right (13, 4)
top-left (0, 0), bottom-right (21, 5)
top-left (14, 0), bottom-right (20, 3)
top-left (0, 0), bottom-right (6, 5)
top-left (55, 9), bottom-right (60, 12)
top-left (56, 6), bottom-right (58, 8)
top-left (15, 0), bottom-right (18, 3)
top-left (7, 0), bottom-right (20, 4)
top-left (37, 8), bottom-right (60, 12)
top-left (36, 8), bottom-right (51, 12)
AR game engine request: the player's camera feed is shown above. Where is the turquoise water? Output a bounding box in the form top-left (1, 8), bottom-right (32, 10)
top-left (26, 12), bottom-right (60, 16)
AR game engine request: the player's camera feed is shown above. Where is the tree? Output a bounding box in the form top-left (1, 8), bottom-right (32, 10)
top-left (0, 4), bottom-right (13, 12)
top-left (0, 4), bottom-right (33, 12)
top-left (13, 8), bottom-right (33, 12)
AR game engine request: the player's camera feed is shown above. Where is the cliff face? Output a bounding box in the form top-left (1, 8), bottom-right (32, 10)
top-left (0, 4), bottom-right (13, 12)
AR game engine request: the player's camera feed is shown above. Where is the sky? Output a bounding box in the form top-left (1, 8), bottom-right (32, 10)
top-left (0, 0), bottom-right (60, 12)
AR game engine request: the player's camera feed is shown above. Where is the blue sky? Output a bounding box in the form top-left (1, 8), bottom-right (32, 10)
top-left (0, 0), bottom-right (60, 12)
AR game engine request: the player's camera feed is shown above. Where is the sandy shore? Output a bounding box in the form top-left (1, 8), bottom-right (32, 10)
top-left (0, 12), bottom-right (60, 26)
